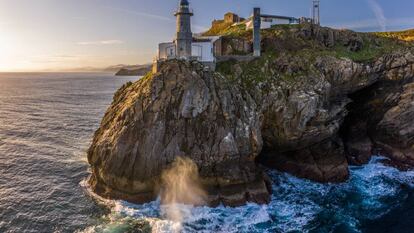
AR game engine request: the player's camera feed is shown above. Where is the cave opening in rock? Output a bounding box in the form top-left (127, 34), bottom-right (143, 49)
top-left (339, 78), bottom-right (408, 167)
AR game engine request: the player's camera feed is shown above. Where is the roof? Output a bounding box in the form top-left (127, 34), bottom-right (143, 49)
top-left (225, 12), bottom-right (238, 16)
top-left (193, 38), bottom-right (211, 42)
top-left (179, 0), bottom-right (189, 6)
top-left (193, 36), bottom-right (221, 43)
top-left (260, 14), bottom-right (298, 20)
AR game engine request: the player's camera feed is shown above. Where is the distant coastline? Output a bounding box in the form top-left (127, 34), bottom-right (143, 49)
top-left (115, 65), bottom-right (151, 76)
top-left (0, 64), bottom-right (152, 74)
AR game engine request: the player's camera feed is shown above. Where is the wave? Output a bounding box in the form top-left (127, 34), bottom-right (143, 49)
top-left (79, 156), bottom-right (414, 233)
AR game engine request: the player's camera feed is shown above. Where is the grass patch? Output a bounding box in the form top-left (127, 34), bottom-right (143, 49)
top-left (375, 29), bottom-right (414, 42)
top-left (202, 22), bottom-right (250, 37)
top-left (332, 37), bottom-right (407, 62)
top-left (216, 59), bottom-right (238, 76)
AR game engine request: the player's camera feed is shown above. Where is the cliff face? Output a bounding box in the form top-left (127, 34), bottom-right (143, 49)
top-left (88, 62), bottom-right (270, 206)
top-left (88, 25), bottom-right (414, 206)
top-left (255, 51), bottom-right (414, 182)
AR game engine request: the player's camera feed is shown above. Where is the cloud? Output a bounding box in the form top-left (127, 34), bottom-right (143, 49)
top-left (367, 0), bottom-right (386, 31)
top-left (28, 54), bottom-right (102, 64)
top-left (77, 40), bottom-right (124, 46)
top-left (103, 6), bottom-right (207, 32)
top-left (328, 16), bottom-right (414, 32)
top-left (103, 6), bottom-right (172, 22)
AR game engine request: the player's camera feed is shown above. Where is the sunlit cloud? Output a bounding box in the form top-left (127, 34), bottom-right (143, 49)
top-left (76, 40), bottom-right (124, 46)
top-left (367, 0), bottom-right (386, 31)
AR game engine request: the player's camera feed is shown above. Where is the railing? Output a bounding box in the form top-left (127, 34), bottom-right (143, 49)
top-left (174, 8), bottom-right (194, 15)
top-left (155, 55), bottom-right (201, 62)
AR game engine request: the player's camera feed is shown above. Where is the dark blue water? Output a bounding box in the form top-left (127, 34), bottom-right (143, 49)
top-left (0, 73), bottom-right (413, 233)
top-left (0, 73), bottom-right (137, 232)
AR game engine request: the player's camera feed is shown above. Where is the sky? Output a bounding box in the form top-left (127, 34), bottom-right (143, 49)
top-left (0, 0), bottom-right (413, 72)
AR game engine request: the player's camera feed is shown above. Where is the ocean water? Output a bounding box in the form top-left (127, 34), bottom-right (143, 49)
top-left (0, 73), bottom-right (413, 233)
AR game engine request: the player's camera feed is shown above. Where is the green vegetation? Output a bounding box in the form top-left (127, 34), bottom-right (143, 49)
top-left (113, 81), bottom-right (133, 103)
top-left (221, 24), bottom-right (250, 37)
top-left (375, 29), bottom-right (414, 42)
top-left (216, 59), bottom-right (238, 76)
top-left (202, 22), bottom-right (233, 36)
top-left (202, 22), bottom-right (250, 37)
top-left (261, 27), bottom-right (409, 63)
top-left (270, 24), bottom-right (303, 30)
top-left (217, 51), bottom-right (309, 90)
top-left (112, 71), bottom-right (153, 103)
top-left (212, 22), bottom-right (413, 87)
top-left (330, 36), bottom-right (408, 63)
top-left (239, 52), bottom-right (277, 87)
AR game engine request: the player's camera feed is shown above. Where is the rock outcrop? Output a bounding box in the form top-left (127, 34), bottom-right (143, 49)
top-left (88, 25), bottom-right (414, 206)
top-left (375, 82), bottom-right (414, 168)
top-left (342, 52), bottom-right (414, 169)
top-left (88, 61), bottom-right (270, 207)
top-left (252, 51), bottom-right (413, 181)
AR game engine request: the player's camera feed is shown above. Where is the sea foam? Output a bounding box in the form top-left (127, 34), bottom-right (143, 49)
top-left (82, 156), bottom-right (414, 233)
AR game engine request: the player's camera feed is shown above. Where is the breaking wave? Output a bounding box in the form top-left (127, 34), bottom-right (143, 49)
top-left (80, 157), bottom-right (414, 233)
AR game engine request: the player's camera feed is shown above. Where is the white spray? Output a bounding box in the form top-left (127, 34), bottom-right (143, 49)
top-left (159, 156), bottom-right (207, 228)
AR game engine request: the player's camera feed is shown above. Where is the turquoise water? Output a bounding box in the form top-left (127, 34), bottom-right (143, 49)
top-left (0, 73), bottom-right (413, 233)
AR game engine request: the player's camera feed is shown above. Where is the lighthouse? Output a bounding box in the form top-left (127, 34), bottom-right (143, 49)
top-left (174, 0), bottom-right (193, 59)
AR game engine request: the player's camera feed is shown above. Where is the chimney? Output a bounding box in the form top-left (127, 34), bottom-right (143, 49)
top-left (253, 8), bottom-right (261, 57)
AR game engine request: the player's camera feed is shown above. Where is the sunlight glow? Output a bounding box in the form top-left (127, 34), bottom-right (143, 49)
top-left (0, 28), bottom-right (20, 71)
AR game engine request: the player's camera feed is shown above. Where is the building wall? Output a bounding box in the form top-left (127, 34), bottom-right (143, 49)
top-left (158, 42), bottom-right (176, 60)
top-left (192, 42), bottom-right (214, 62)
top-left (246, 17), bottom-right (297, 30)
top-left (261, 18), bottom-right (291, 28)
top-left (158, 41), bottom-right (215, 62)
top-left (224, 13), bottom-right (239, 24)
top-left (212, 19), bottom-right (224, 27)
top-left (213, 38), bottom-right (222, 56)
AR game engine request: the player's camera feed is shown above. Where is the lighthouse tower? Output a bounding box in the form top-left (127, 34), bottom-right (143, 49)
top-left (174, 0), bottom-right (193, 59)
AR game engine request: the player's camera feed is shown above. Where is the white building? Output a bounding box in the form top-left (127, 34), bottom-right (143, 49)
top-left (156, 36), bottom-right (220, 63)
top-left (154, 0), bottom-right (220, 72)
top-left (157, 42), bottom-right (176, 60)
top-left (246, 14), bottom-right (300, 30)
top-left (153, 3), bottom-right (311, 73)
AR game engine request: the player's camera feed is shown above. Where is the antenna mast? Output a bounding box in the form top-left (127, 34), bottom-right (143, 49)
top-left (312, 0), bottom-right (320, 25)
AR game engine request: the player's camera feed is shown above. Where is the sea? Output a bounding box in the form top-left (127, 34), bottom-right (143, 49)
top-left (0, 72), bottom-right (414, 233)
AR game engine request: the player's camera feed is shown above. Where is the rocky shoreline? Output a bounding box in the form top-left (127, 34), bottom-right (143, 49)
top-left (88, 25), bottom-right (414, 206)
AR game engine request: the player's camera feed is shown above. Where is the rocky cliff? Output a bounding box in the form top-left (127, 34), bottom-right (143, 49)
top-left (88, 62), bottom-right (270, 206)
top-left (88, 24), bottom-right (414, 206)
